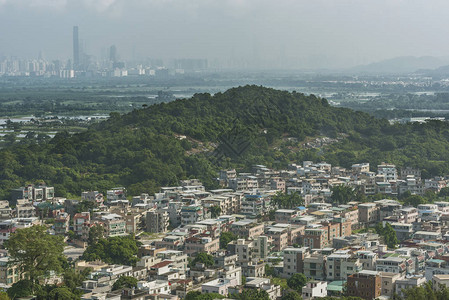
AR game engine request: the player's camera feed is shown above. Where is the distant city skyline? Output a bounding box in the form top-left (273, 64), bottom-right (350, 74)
top-left (73, 26), bottom-right (79, 70)
top-left (1, 1), bottom-right (449, 70)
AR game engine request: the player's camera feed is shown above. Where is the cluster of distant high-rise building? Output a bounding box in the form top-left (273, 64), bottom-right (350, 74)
top-left (0, 26), bottom-right (208, 78)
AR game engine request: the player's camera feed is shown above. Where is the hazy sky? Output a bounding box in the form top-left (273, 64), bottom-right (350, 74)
top-left (1, 0), bottom-right (449, 69)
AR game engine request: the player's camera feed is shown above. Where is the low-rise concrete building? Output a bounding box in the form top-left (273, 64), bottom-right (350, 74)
top-left (301, 281), bottom-right (327, 300)
top-left (201, 278), bottom-right (237, 296)
top-left (347, 270), bottom-right (381, 300)
top-left (184, 236), bottom-right (219, 256)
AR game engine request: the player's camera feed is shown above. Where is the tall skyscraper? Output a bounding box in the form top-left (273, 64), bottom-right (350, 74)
top-left (109, 45), bottom-right (117, 63)
top-left (73, 26), bottom-right (79, 70)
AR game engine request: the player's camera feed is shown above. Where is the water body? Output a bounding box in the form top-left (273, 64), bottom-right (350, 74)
top-left (0, 116), bottom-right (34, 125)
top-left (0, 115), bottom-right (109, 125)
top-left (404, 109), bottom-right (449, 113)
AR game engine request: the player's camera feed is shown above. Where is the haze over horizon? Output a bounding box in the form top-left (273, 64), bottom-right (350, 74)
top-left (1, 0), bottom-right (449, 70)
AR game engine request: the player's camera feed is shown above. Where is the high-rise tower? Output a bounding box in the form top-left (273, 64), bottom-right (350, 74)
top-left (73, 26), bottom-right (79, 70)
top-left (109, 45), bottom-right (117, 63)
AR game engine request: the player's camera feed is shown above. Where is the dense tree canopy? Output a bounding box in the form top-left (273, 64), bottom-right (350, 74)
top-left (81, 236), bottom-right (140, 266)
top-left (220, 231), bottom-right (238, 249)
top-left (280, 291), bottom-right (302, 300)
top-left (185, 291), bottom-right (224, 300)
top-left (320, 297), bottom-right (364, 300)
top-left (271, 191), bottom-right (304, 209)
top-left (7, 280), bottom-right (34, 299)
top-left (287, 273), bottom-right (308, 292)
top-left (439, 187), bottom-right (449, 197)
top-left (401, 194), bottom-right (427, 207)
top-left (191, 252), bottom-right (214, 267)
top-left (62, 268), bottom-right (92, 297)
top-left (112, 276), bottom-right (138, 291)
top-left (331, 185), bottom-right (358, 205)
top-left (401, 281), bottom-right (449, 300)
top-left (231, 289), bottom-right (270, 300)
top-left (88, 224), bottom-right (105, 246)
top-left (376, 222), bottom-right (399, 249)
top-left (5, 226), bottom-right (65, 284)
top-left (47, 287), bottom-right (78, 300)
top-left (6, 268), bottom-right (90, 300)
top-left (210, 206), bottom-right (221, 218)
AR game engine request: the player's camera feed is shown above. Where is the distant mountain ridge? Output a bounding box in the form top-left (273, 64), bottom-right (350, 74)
top-left (350, 56), bottom-right (449, 74)
top-left (415, 64), bottom-right (449, 76)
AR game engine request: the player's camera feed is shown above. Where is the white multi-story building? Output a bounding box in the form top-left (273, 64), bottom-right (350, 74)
top-left (326, 250), bottom-right (362, 281)
top-left (201, 278), bottom-right (237, 296)
top-left (377, 163), bottom-right (397, 181)
top-left (435, 201), bottom-right (449, 213)
top-left (147, 209), bottom-right (169, 233)
top-left (137, 280), bottom-right (170, 295)
top-left (180, 205), bottom-right (204, 225)
top-left (302, 281), bottom-right (328, 300)
top-left (395, 276), bottom-right (426, 298)
top-left (376, 257), bottom-right (407, 275)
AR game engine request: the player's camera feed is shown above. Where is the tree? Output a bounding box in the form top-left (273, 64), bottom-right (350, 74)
top-left (76, 200), bottom-right (97, 214)
top-left (185, 291), bottom-right (224, 300)
top-left (82, 236), bottom-right (140, 266)
top-left (399, 190), bottom-right (412, 200)
top-left (5, 226), bottom-right (65, 285)
top-left (402, 194), bottom-right (427, 207)
top-left (320, 297), bottom-right (364, 300)
top-left (232, 289), bottom-right (270, 300)
top-left (375, 222), bottom-right (399, 249)
top-left (36, 133), bottom-right (51, 144)
top-left (191, 252), bottom-right (214, 267)
top-left (383, 223), bottom-right (399, 249)
top-left (185, 291), bottom-right (202, 300)
top-left (400, 281), bottom-right (449, 300)
top-left (424, 190), bottom-right (438, 202)
top-left (63, 268), bottom-right (92, 296)
top-left (265, 264), bottom-right (275, 277)
top-left (281, 291), bottom-right (302, 300)
top-left (88, 224), bottom-right (104, 245)
top-left (331, 185), bottom-right (356, 205)
top-left (220, 231), bottom-right (237, 249)
top-left (3, 133), bottom-right (16, 146)
top-left (7, 280), bottom-right (34, 299)
top-left (210, 206), bottom-right (222, 218)
top-left (272, 191), bottom-right (303, 209)
top-left (112, 276), bottom-right (138, 291)
top-left (47, 287), bottom-right (78, 300)
top-left (67, 230), bottom-right (77, 241)
top-left (287, 273), bottom-right (308, 292)
top-left (439, 187), bottom-right (449, 198)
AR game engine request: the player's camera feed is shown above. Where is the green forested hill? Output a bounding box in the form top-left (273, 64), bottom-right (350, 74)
top-left (1, 85), bottom-right (449, 199)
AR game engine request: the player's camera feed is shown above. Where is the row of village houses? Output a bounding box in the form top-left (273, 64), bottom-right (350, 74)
top-left (1, 161), bottom-right (449, 299)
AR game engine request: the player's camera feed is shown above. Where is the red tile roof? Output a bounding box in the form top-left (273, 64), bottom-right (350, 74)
top-left (151, 260), bottom-right (173, 269)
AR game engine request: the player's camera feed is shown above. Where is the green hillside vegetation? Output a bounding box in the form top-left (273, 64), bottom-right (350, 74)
top-left (2, 85), bottom-right (449, 199)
